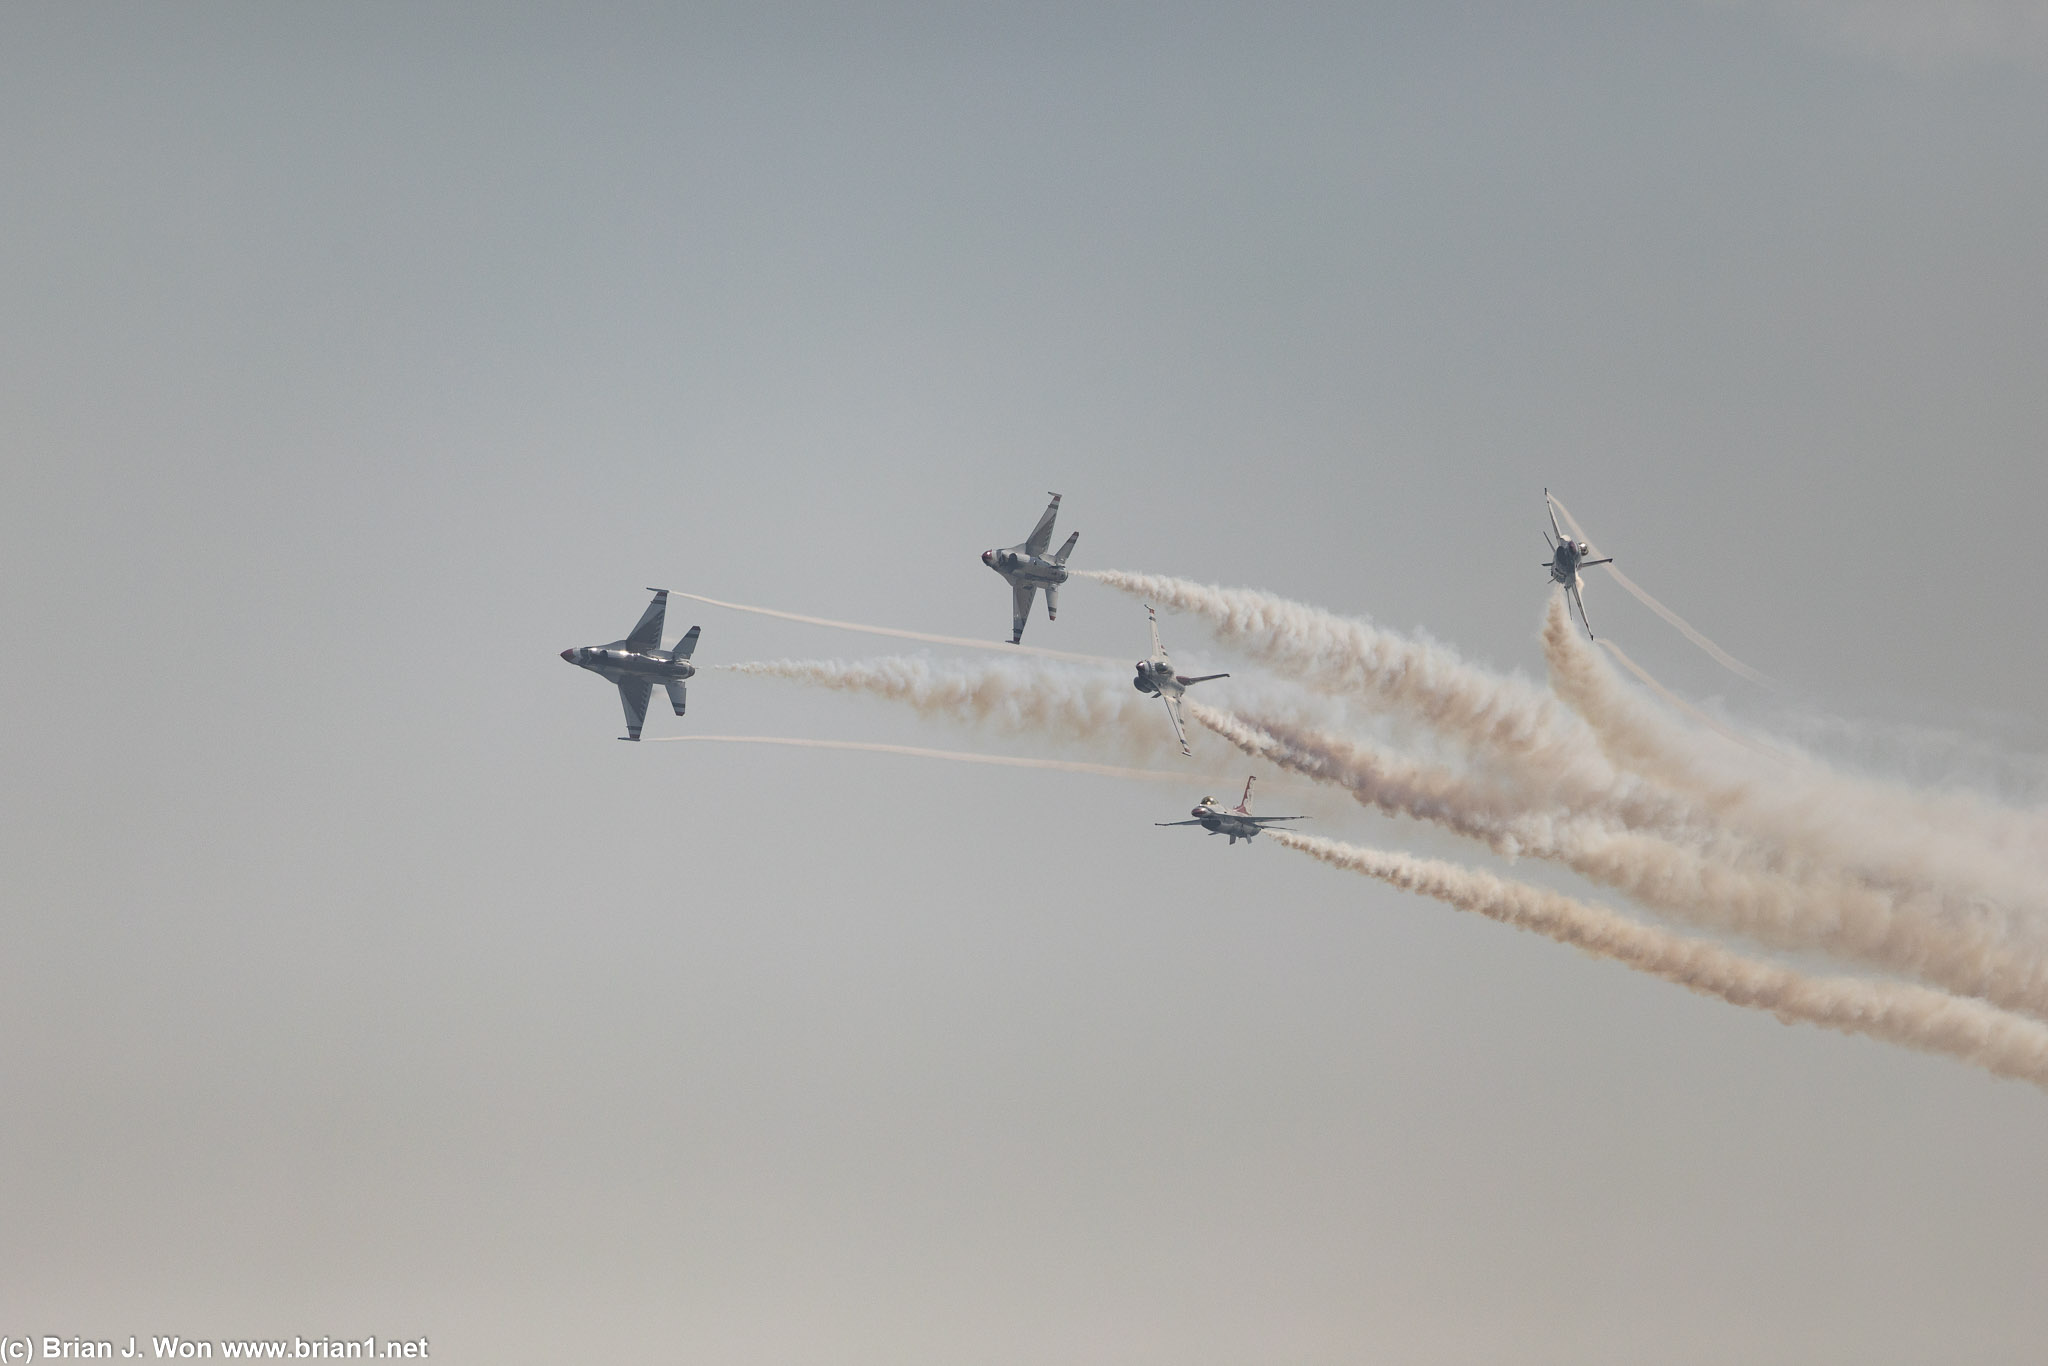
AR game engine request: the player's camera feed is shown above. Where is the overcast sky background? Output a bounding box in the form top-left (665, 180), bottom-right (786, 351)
top-left (4, 4), bottom-right (2046, 1362)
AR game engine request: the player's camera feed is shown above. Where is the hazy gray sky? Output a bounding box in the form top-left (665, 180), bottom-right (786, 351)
top-left (4, 4), bottom-right (2045, 1362)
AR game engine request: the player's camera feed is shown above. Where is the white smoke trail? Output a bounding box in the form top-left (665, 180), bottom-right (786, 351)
top-left (1542, 596), bottom-right (2048, 943)
top-left (719, 655), bottom-right (1203, 765)
top-left (652, 733), bottom-right (1233, 785)
top-left (1548, 498), bottom-right (2048, 869)
top-left (1185, 698), bottom-right (1700, 853)
top-left (1545, 492), bottom-right (1771, 686)
top-left (1189, 699), bottom-right (2048, 1019)
top-left (1540, 602), bottom-right (2048, 1011)
top-left (1270, 830), bottom-right (2048, 1091)
top-left (673, 590), bottom-right (1119, 665)
top-left (1076, 569), bottom-right (1593, 771)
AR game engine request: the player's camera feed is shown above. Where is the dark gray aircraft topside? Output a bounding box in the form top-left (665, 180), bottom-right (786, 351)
top-left (561, 588), bottom-right (700, 740)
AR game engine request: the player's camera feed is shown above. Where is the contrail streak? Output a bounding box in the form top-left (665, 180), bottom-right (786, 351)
top-left (672, 590), bottom-right (1120, 665)
top-left (652, 733), bottom-right (1229, 784)
top-left (1545, 492), bottom-right (1770, 686)
top-left (1270, 831), bottom-right (2048, 1090)
top-left (1189, 697), bottom-right (2048, 1019)
top-left (1597, 635), bottom-right (1788, 761)
top-left (1076, 569), bottom-right (1590, 768)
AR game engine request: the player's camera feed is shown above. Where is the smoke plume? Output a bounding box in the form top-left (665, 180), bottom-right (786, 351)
top-left (1077, 569), bottom-right (1588, 768)
top-left (1188, 698), bottom-right (2048, 1019)
top-left (1541, 596), bottom-right (2048, 936)
top-left (1270, 831), bottom-right (2048, 1090)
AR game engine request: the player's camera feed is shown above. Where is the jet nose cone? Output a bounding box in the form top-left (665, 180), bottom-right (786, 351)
top-left (560, 649), bottom-right (574, 662)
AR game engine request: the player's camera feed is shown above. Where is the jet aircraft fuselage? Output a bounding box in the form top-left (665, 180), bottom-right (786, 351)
top-left (1132, 657), bottom-right (1194, 701)
top-left (1542, 488), bottom-right (1613, 639)
top-left (561, 644), bottom-right (694, 682)
top-left (1547, 537), bottom-right (1595, 585)
top-left (983, 492), bottom-right (1079, 643)
top-left (561, 588), bottom-right (701, 741)
top-left (1133, 604), bottom-right (1227, 756)
top-left (1157, 778), bottom-right (1304, 845)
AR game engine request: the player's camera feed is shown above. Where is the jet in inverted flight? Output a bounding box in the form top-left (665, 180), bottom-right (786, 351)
top-left (1132, 605), bottom-right (1228, 756)
top-left (561, 588), bottom-right (701, 741)
top-left (981, 492), bottom-right (1079, 643)
top-left (1544, 488), bottom-right (1613, 639)
top-left (1156, 777), bottom-right (1304, 845)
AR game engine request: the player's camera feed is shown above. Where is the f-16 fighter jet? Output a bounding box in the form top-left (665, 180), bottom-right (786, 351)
top-left (981, 492), bottom-right (1079, 643)
top-left (560, 588), bottom-right (701, 741)
top-left (1132, 605), bottom-right (1228, 757)
top-left (1156, 777), bottom-right (1304, 845)
top-left (1544, 488), bottom-right (1613, 640)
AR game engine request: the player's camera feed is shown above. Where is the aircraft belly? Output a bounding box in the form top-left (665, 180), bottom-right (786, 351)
top-left (614, 660), bottom-right (692, 680)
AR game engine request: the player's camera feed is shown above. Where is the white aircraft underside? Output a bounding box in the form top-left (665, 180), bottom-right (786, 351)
top-left (1543, 489), bottom-right (1612, 639)
top-left (1132, 605), bottom-right (1227, 756)
top-left (1156, 778), bottom-right (1305, 845)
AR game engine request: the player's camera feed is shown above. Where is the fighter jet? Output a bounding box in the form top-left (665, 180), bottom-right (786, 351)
top-left (981, 492), bottom-right (1079, 643)
top-left (1543, 488), bottom-right (1613, 640)
top-left (1132, 605), bottom-right (1228, 757)
top-left (1156, 777), bottom-right (1304, 845)
top-left (560, 588), bottom-right (701, 741)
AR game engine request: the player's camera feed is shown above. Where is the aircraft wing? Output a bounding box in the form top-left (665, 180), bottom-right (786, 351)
top-left (618, 678), bottom-right (652, 741)
top-left (626, 589), bottom-right (668, 650)
top-left (1161, 693), bottom-right (1192, 756)
top-left (1021, 493), bottom-right (1061, 556)
top-left (1568, 580), bottom-right (1595, 640)
top-left (1146, 607), bottom-right (1169, 665)
top-left (1248, 815), bottom-right (1307, 826)
top-left (1010, 583), bottom-right (1037, 642)
top-left (1544, 489), bottom-right (1562, 547)
top-left (1154, 820), bottom-right (1208, 826)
